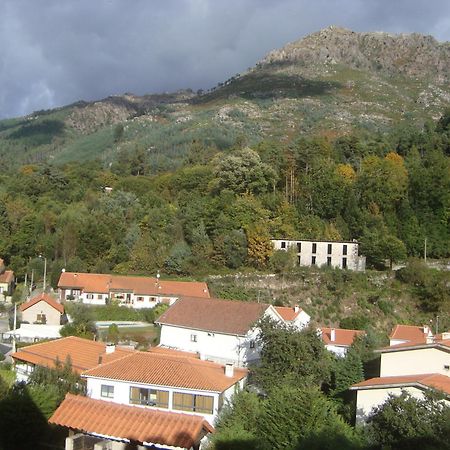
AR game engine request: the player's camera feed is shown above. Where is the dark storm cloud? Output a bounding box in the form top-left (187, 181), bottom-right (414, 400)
top-left (1, 0), bottom-right (449, 118)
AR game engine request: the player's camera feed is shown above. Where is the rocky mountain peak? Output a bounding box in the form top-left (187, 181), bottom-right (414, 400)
top-left (260, 26), bottom-right (450, 83)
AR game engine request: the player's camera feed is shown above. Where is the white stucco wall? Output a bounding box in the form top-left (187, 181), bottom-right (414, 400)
top-left (355, 386), bottom-right (426, 423)
top-left (325, 344), bottom-right (349, 357)
top-left (21, 301), bottom-right (62, 326)
top-left (85, 376), bottom-right (238, 424)
top-left (159, 325), bottom-right (261, 366)
top-left (271, 239), bottom-right (365, 271)
top-left (380, 348), bottom-right (450, 377)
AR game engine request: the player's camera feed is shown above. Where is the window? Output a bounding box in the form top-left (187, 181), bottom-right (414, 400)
top-left (297, 256), bottom-right (301, 265)
top-left (343, 245), bottom-right (347, 255)
top-left (327, 257), bottom-right (331, 266)
top-left (72, 289), bottom-right (81, 296)
top-left (97, 294), bottom-right (103, 300)
top-left (86, 294), bottom-right (94, 299)
top-left (137, 296), bottom-right (144, 302)
top-left (190, 334), bottom-right (197, 342)
top-left (311, 256), bottom-right (316, 265)
top-left (36, 314), bottom-right (46, 324)
top-left (327, 244), bottom-right (332, 254)
top-left (173, 392), bottom-right (214, 414)
top-left (312, 243), bottom-right (317, 253)
top-left (130, 387), bottom-right (169, 408)
top-left (249, 340), bottom-right (256, 349)
top-left (342, 257), bottom-right (347, 269)
top-left (101, 385), bottom-right (114, 399)
top-left (281, 241), bottom-right (286, 249)
top-left (297, 242), bottom-right (301, 252)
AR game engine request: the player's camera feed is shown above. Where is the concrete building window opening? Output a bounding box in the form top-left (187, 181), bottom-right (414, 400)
top-left (343, 245), bottom-right (347, 255)
top-left (327, 244), bottom-right (332, 254)
top-left (342, 257), bottom-right (347, 269)
top-left (311, 256), bottom-right (316, 265)
top-left (312, 243), bottom-right (317, 253)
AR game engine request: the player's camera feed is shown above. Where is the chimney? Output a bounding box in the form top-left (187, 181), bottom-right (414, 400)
top-left (294, 305), bottom-right (300, 313)
top-left (98, 355), bottom-right (103, 364)
top-left (441, 332), bottom-right (450, 340)
top-left (426, 335), bottom-right (434, 344)
top-left (423, 326), bottom-right (430, 335)
top-left (105, 344), bottom-right (116, 354)
top-left (330, 328), bottom-right (336, 342)
top-left (225, 363), bottom-right (234, 377)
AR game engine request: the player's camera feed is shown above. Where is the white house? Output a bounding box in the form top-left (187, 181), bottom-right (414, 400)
top-left (388, 324), bottom-right (434, 346)
top-left (155, 297), bottom-right (310, 367)
top-left (0, 258), bottom-right (14, 298)
top-left (82, 349), bottom-right (248, 426)
top-left (50, 393), bottom-right (214, 450)
top-left (57, 271), bottom-right (210, 308)
top-left (19, 293), bottom-right (64, 326)
top-left (351, 335), bottom-right (450, 423)
top-left (318, 327), bottom-right (365, 357)
top-left (271, 239), bottom-right (366, 271)
top-left (11, 336), bottom-right (134, 382)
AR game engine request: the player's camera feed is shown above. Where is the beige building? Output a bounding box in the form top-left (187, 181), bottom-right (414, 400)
top-left (19, 293), bottom-right (65, 326)
top-left (271, 239), bottom-right (365, 271)
top-left (351, 333), bottom-right (450, 423)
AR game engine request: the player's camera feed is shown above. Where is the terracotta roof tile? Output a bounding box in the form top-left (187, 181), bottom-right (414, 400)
top-left (83, 350), bottom-right (247, 392)
top-left (12, 336), bottom-right (134, 373)
top-left (380, 338), bottom-right (450, 352)
top-left (351, 373), bottom-right (450, 395)
top-left (156, 296), bottom-right (270, 335)
top-left (149, 346), bottom-right (200, 359)
top-left (0, 270), bottom-right (14, 284)
top-left (321, 327), bottom-right (365, 346)
top-left (389, 324), bottom-right (432, 344)
top-left (58, 272), bottom-right (210, 297)
top-left (274, 306), bottom-right (302, 321)
top-left (19, 293), bottom-right (64, 314)
top-left (49, 394), bottom-right (214, 448)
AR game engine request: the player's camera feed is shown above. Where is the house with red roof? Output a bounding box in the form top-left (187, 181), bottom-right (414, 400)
top-left (351, 331), bottom-right (450, 422)
top-left (50, 394), bottom-right (214, 450)
top-left (11, 336), bottom-right (134, 382)
top-left (19, 293), bottom-right (65, 326)
top-left (156, 296), bottom-right (309, 367)
top-left (0, 258), bottom-right (14, 297)
top-left (318, 327), bottom-right (365, 356)
top-left (57, 271), bottom-right (210, 308)
top-left (389, 324), bottom-right (434, 346)
top-left (82, 349), bottom-right (247, 425)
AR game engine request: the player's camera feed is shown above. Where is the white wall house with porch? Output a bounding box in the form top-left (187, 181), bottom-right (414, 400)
top-left (271, 239), bottom-right (365, 271)
top-left (82, 350), bottom-right (247, 425)
top-left (58, 271), bottom-right (210, 308)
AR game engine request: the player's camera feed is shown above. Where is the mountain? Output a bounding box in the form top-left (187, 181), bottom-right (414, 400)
top-left (0, 26), bottom-right (449, 169)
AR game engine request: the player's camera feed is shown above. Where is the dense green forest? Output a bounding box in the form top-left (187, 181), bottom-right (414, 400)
top-left (0, 110), bottom-right (448, 281)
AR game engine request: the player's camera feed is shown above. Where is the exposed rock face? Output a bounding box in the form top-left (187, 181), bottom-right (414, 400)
top-left (261, 26), bottom-right (450, 84)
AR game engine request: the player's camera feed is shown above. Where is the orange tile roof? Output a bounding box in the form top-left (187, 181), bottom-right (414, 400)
top-left (351, 373), bottom-right (450, 395)
top-left (380, 338), bottom-right (450, 352)
top-left (274, 306), bottom-right (302, 321)
top-left (149, 346), bottom-right (200, 359)
top-left (12, 336), bottom-right (134, 373)
top-left (49, 394), bottom-right (214, 448)
top-left (58, 272), bottom-right (210, 297)
top-left (156, 296), bottom-right (270, 335)
top-left (83, 350), bottom-right (247, 393)
top-left (389, 324), bottom-right (431, 344)
top-left (19, 293), bottom-right (64, 314)
top-left (0, 269), bottom-right (14, 284)
top-left (321, 327), bottom-right (365, 346)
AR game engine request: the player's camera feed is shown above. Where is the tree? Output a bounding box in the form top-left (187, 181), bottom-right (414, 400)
top-left (246, 223), bottom-right (273, 269)
top-left (254, 318), bottom-right (332, 391)
top-left (366, 391), bottom-right (450, 450)
top-left (212, 148), bottom-right (277, 195)
top-left (60, 304), bottom-right (96, 339)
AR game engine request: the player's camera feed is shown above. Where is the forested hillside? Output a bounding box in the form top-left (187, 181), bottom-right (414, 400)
top-left (0, 27), bottom-right (448, 331)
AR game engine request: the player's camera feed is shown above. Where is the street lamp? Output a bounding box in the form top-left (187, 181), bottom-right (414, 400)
top-left (39, 255), bottom-right (47, 292)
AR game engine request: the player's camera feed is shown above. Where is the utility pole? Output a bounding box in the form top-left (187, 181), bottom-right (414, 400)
top-left (43, 257), bottom-right (47, 292)
top-left (12, 302), bottom-right (17, 353)
top-left (30, 269), bottom-right (34, 295)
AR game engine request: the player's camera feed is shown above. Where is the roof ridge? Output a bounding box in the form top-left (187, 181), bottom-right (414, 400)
top-left (82, 351), bottom-right (135, 375)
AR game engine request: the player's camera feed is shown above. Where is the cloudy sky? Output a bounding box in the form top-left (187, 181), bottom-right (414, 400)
top-left (1, 0), bottom-right (449, 119)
